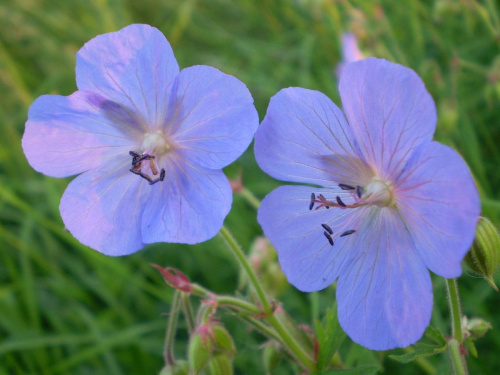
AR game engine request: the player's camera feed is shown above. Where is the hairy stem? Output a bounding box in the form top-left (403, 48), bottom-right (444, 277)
top-left (445, 278), bottom-right (468, 375)
top-left (164, 290), bottom-right (181, 365)
top-left (219, 226), bottom-right (315, 371)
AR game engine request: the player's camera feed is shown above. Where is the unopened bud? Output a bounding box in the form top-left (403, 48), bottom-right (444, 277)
top-left (465, 317), bottom-right (493, 340)
top-left (464, 217), bottom-right (500, 291)
top-left (188, 323), bottom-right (236, 375)
top-left (158, 360), bottom-right (189, 375)
top-left (205, 353), bottom-right (233, 375)
top-left (243, 237), bottom-right (287, 297)
top-left (152, 264), bottom-right (193, 293)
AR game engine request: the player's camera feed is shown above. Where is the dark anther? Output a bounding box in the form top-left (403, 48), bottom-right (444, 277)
top-left (129, 150), bottom-right (154, 167)
top-left (309, 193), bottom-right (316, 210)
top-left (323, 231), bottom-right (334, 246)
top-left (318, 194), bottom-right (330, 209)
top-left (321, 223), bottom-right (333, 234)
top-left (336, 196), bottom-right (346, 207)
top-left (129, 150), bottom-right (164, 185)
top-left (356, 185), bottom-right (363, 199)
top-left (340, 229), bottom-right (356, 237)
top-left (149, 168), bottom-right (166, 185)
top-left (339, 183), bottom-right (355, 190)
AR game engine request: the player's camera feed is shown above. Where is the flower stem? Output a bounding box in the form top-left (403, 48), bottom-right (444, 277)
top-left (448, 339), bottom-right (467, 375)
top-left (181, 293), bottom-right (195, 334)
top-left (219, 226), bottom-right (315, 371)
top-left (217, 296), bottom-right (262, 314)
top-left (164, 290), bottom-right (181, 365)
top-left (239, 186), bottom-right (261, 209)
top-left (446, 279), bottom-right (463, 342)
top-left (445, 278), bottom-right (468, 375)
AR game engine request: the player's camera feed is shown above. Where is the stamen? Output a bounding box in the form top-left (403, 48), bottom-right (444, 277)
top-left (129, 168), bottom-right (154, 183)
top-left (149, 158), bottom-right (159, 175)
top-left (129, 150), bottom-right (154, 167)
top-left (356, 186), bottom-right (363, 199)
top-left (336, 196), bottom-right (346, 207)
top-left (339, 183), bottom-right (355, 190)
top-left (323, 231), bottom-right (334, 246)
top-left (321, 223), bottom-right (333, 234)
top-left (340, 229), bottom-right (356, 237)
top-left (318, 194), bottom-right (330, 209)
top-left (129, 150), bottom-right (165, 186)
top-left (149, 168), bottom-right (166, 185)
top-left (309, 193), bottom-right (316, 210)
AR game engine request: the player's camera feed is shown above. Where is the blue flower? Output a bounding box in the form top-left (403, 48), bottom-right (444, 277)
top-left (255, 58), bottom-right (480, 350)
top-left (22, 24), bottom-right (258, 255)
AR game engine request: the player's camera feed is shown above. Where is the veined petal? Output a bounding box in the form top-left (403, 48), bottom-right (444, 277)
top-left (258, 185), bottom-right (365, 291)
top-left (395, 141), bottom-right (480, 278)
top-left (339, 58), bottom-right (436, 181)
top-left (255, 88), bottom-right (370, 187)
top-left (76, 24), bottom-right (179, 132)
top-left (60, 168), bottom-right (150, 256)
top-left (141, 156), bottom-right (232, 244)
top-left (337, 208), bottom-right (432, 350)
top-left (168, 65), bottom-right (258, 169)
top-left (22, 91), bottom-right (140, 178)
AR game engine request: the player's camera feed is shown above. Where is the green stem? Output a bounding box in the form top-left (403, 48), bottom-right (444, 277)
top-left (239, 186), bottom-right (261, 209)
top-left (220, 226), bottom-right (270, 313)
top-left (445, 278), bottom-right (468, 375)
top-left (217, 296), bottom-right (262, 314)
top-left (181, 293), bottom-right (195, 334)
top-left (446, 279), bottom-right (463, 342)
top-left (240, 316), bottom-right (282, 342)
top-left (219, 226), bottom-right (315, 371)
top-left (164, 290), bottom-right (181, 365)
top-left (448, 339), bottom-right (467, 375)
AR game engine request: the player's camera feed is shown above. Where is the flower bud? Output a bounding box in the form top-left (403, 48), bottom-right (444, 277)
top-left (241, 237), bottom-right (287, 297)
top-left (188, 322), bottom-right (236, 375)
top-left (464, 217), bottom-right (500, 291)
top-left (205, 353), bottom-right (233, 375)
top-left (158, 360), bottom-right (189, 375)
top-left (464, 317), bottom-right (493, 340)
top-left (152, 264), bottom-right (193, 293)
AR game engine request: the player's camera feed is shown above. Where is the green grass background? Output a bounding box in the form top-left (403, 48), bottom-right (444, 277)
top-left (1, 0), bottom-right (500, 373)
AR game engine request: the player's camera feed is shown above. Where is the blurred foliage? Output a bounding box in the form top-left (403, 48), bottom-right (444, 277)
top-left (0, 0), bottom-right (499, 374)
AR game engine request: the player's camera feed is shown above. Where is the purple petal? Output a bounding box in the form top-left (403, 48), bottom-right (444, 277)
top-left (141, 156), bottom-right (232, 244)
top-left (258, 185), bottom-right (364, 291)
top-left (339, 58), bottom-right (436, 181)
top-left (337, 208), bottom-right (432, 350)
top-left (341, 33), bottom-right (363, 63)
top-left (76, 24), bottom-right (179, 132)
top-left (255, 88), bottom-right (370, 187)
top-left (395, 142), bottom-right (480, 278)
top-left (22, 91), bottom-right (140, 178)
top-left (60, 168), bottom-right (148, 255)
top-left (168, 65), bottom-right (258, 169)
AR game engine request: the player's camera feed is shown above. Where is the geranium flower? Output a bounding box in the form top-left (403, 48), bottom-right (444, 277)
top-left (22, 24), bottom-right (258, 255)
top-left (255, 58), bottom-right (479, 350)
top-left (336, 32), bottom-right (363, 78)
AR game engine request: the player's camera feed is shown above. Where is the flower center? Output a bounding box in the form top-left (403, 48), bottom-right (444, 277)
top-left (363, 178), bottom-right (393, 207)
top-left (308, 178), bottom-right (394, 248)
top-left (142, 130), bottom-right (171, 156)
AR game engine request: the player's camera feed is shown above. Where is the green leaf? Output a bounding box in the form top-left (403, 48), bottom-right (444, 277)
top-left (388, 346), bottom-right (447, 364)
top-left (424, 326), bottom-right (447, 346)
top-left (314, 302), bottom-right (346, 371)
top-left (389, 326), bottom-right (447, 364)
top-left (464, 337), bottom-right (478, 358)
